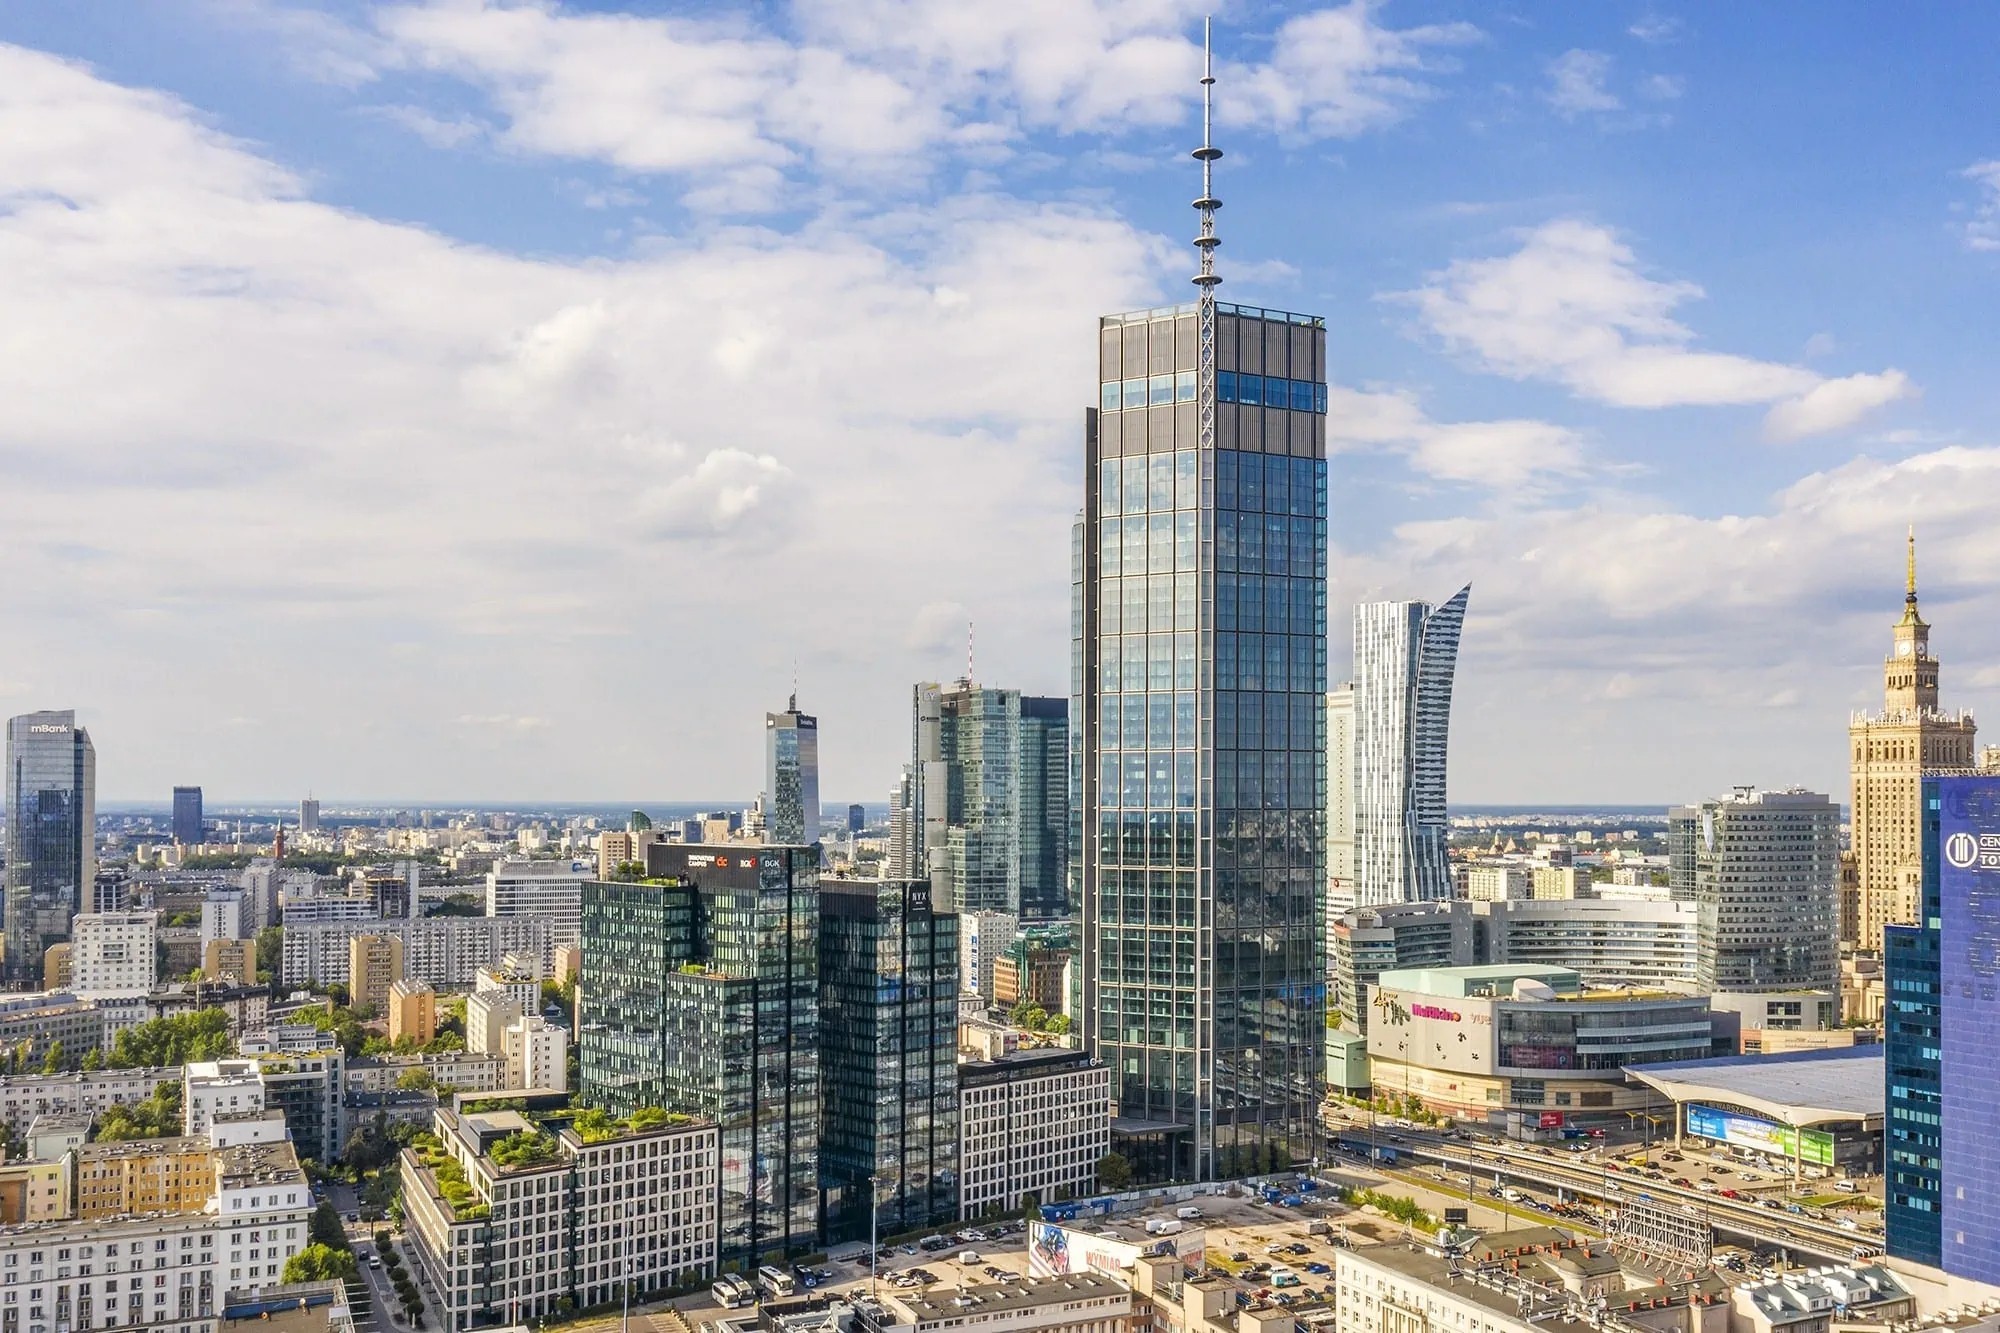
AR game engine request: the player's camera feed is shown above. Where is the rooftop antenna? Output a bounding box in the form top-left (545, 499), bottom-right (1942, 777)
top-left (1192, 16), bottom-right (1223, 294)
top-left (966, 619), bottom-right (975, 684)
top-left (790, 660), bottom-right (798, 714)
top-left (1193, 17), bottom-right (1222, 483)
top-left (1906, 524), bottom-right (1918, 605)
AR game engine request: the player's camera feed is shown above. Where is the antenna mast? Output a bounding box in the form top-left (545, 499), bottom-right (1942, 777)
top-left (1192, 17), bottom-right (1223, 294)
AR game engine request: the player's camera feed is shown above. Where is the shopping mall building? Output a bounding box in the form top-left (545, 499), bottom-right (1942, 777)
top-left (1364, 964), bottom-right (1711, 1131)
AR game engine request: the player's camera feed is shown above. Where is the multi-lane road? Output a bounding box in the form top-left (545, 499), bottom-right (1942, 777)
top-left (1321, 1119), bottom-right (1881, 1262)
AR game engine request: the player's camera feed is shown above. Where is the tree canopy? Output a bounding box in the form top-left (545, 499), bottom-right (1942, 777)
top-left (108, 1011), bottom-right (231, 1068)
top-left (96, 1083), bottom-right (183, 1141)
top-left (282, 1244), bottom-right (358, 1284)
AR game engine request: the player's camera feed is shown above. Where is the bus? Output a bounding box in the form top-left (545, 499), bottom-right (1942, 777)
top-left (756, 1266), bottom-right (798, 1299)
top-left (711, 1275), bottom-right (755, 1309)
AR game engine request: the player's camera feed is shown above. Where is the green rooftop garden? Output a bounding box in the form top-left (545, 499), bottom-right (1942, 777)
top-left (408, 1132), bottom-right (489, 1222)
top-left (570, 1106), bottom-right (696, 1144)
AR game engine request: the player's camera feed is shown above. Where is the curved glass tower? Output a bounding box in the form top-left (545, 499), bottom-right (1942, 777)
top-left (1352, 586), bottom-right (1469, 906)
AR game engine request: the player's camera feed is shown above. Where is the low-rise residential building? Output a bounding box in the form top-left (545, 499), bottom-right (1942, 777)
top-left (958, 1050), bottom-right (1109, 1220)
top-left (399, 1108), bottom-right (719, 1331)
top-left (346, 1053), bottom-right (507, 1096)
top-left (0, 1114), bottom-right (313, 1333)
top-left (1730, 1265), bottom-right (1915, 1333)
top-left (0, 1157), bottom-right (69, 1223)
top-left (0, 1067), bottom-right (180, 1134)
top-left (853, 1272), bottom-right (1135, 1333)
top-left (185, 1060), bottom-right (267, 1137)
top-left (74, 1134), bottom-right (217, 1217)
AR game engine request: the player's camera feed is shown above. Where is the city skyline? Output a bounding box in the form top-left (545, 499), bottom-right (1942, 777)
top-left (1, 7), bottom-right (1998, 804)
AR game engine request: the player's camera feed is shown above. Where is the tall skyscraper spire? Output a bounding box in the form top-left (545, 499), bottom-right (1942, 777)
top-left (1907, 523), bottom-right (1918, 604)
top-left (1076, 20), bottom-right (1329, 1178)
top-left (1192, 17), bottom-right (1222, 292)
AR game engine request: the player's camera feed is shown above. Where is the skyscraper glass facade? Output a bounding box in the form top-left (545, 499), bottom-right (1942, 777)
top-left (1887, 776), bottom-right (2000, 1283)
top-left (4, 711), bottom-right (95, 983)
top-left (817, 879), bottom-right (958, 1243)
top-left (764, 699), bottom-right (820, 846)
top-left (906, 682), bottom-right (1069, 920)
top-left (578, 845), bottom-right (819, 1267)
top-left (172, 786), bottom-right (204, 846)
top-left (1076, 301), bottom-right (1327, 1182)
top-left (1351, 590), bottom-right (1467, 907)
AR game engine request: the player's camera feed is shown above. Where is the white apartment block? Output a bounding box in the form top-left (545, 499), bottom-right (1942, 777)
top-left (0, 1068), bottom-right (180, 1134)
top-left (277, 895), bottom-right (377, 925)
top-left (401, 1109), bottom-right (718, 1332)
top-left (483, 861), bottom-right (592, 950)
top-left (69, 914), bottom-right (159, 1001)
top-left (958, 1052), bottom-right (1110, 1220)
top-left (1465, 865), bottom-right (1529, 901)
top-left (200, 892), bottom-right (246, 945)
top-left (463, 992), bottom-right (518, 1058)
top-left (960, 912), bottom-right (1019, 1000)
top-left (0, 1116), bottom-right (311, 1332)
top-left (281, 918), bottom-right (553, 989)
top-left (183, 1061), bottom-right (266, 1137)
top-left (345, 1054), bottom-right (507, 1096)
top-left (472, 965), bottom-right (540, 1019)
top-left (501, 1018), bottom-right (566, 1093)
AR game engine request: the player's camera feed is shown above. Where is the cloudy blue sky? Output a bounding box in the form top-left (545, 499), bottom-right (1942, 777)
top-left (2, 2), bottom-right (1997, 805)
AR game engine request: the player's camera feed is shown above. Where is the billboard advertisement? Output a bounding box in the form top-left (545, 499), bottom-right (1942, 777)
top-left (1028, 1222), bottom-right (1205, 1280)
top-left (1685, 1103), bottom-right (1832, 1168)
top-left (1937, 777), bottom-right (2000, 1285)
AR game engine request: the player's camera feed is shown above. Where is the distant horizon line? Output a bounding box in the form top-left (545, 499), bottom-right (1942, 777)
top-left (94, 797), bottom-right (1704, 815)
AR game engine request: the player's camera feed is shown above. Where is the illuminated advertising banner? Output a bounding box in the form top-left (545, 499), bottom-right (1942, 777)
top-left (1685, 1103), bottom-right (1832, 1168)
top-left (1028, 1222), bottom-right (1205, 1280)
top-left (1937, 777), bottom-right (2000, 1285)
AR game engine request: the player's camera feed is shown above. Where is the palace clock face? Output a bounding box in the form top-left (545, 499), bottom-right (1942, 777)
top-left (1899, 642), bottom-right (1913, 656)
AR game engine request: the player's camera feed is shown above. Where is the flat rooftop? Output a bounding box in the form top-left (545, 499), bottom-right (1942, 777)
top-left (1623, 1046), bottom-right (1884, 1125)
top-left (1342, 1242), bottom-right (1599, 1333)
top-left (885, 1273), bottom-right (1127, 1322)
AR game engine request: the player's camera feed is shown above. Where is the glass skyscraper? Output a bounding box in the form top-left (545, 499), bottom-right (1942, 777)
top-left (172, 785), bottom-right (204, 847)
top-left (817, 879), bottom-right (958, 1243)
top-left (578, 844), bottom-right (819, 1267)
top-left (4, 711), bottom-right (95, 984)
top-left (903, 680), bottom-right (1069, 919)
top-left (764, 695), bottom-right (820, 846)
top-left (1886, 775), bottom-right (2000, 1284)
top-left (1350, 589), bottom-right (1469, 906)
top-left (1074, 57), bottom-right (1327, 1180)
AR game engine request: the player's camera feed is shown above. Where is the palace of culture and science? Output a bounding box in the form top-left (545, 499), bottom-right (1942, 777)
top-left (1846, 531), bottom-right (1981, 948)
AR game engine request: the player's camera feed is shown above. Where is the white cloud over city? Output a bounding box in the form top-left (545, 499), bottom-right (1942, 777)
top-left (1, 4), bottom-right (1997, 806)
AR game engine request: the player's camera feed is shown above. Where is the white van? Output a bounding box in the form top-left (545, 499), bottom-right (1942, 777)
top-left (1834, 1180), bottom-right (1859, 1193)
top-left (1177, 1207), bottom-right (1204, 1220)
top-left (959, 1251), bottom-right (980, 1264)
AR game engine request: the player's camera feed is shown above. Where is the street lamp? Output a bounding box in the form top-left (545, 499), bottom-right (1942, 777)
top-left (868, 1175), bottom-right (882, 1298)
